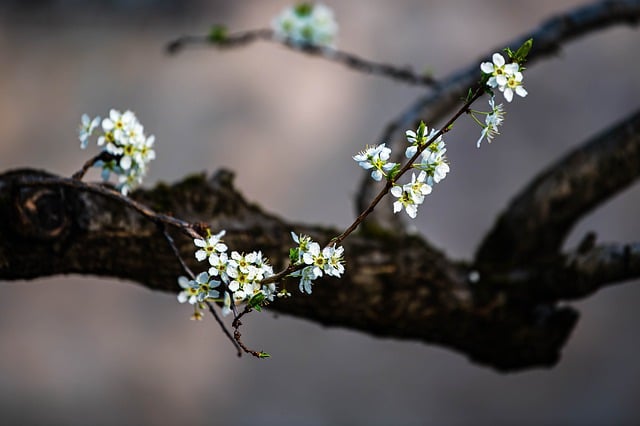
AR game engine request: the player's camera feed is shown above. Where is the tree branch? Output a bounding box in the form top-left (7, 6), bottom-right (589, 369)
top-left (167, 29), bottom-right (438, 88)
top-left (476, 109), bottom-right (640, 266)
top-left (487, 241), bottom-right (640, 303)
top-left (1, 167), bottom-right (638, 371)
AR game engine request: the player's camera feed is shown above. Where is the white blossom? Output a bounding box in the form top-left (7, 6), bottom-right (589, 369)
top-left (480, 53), bottom-right (511, 89)
top-left (79, 108), bottom-right (156, 195)
top-left (78, 114), bottom-right (100, 149)
top-left (324, 245), bottom-right (345, 277)
top-left (208, 251), bottom-right (230, 280)
top-left (353, 143), bottom-right (397, 181)
top-left (177, 276), bottom-right (199, 305)
top-left (390, 172), bottom-right (431, 219)
top-left (481, 53), bottom-right (527, 102)
top-left (290, 232), bottom-right (344, 293)
top-left (272, 3), bottom-right (338, 47)
top-left (477, 97), bottom-right (505, 148)
top-left (193, 271), bottom-right (221, 302)
top-left (194, 230), bottom-right (227, 262)
top-left (415, 139), bottom-right (449, 185)
top-left (302, 242), bottom-right (326, 278)
top-left (500, 69), bottom-right (528, 102)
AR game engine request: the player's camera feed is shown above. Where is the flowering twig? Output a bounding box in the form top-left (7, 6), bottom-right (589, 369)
top-left (159, 223), bottom-right (196, 280)
top-left (333, 86), bottom-right (484, 246)
top-left (231, 305), bottom-right (270, 358)
top-left (167, 28), bottom-right (438, 88)
top-left (357, 0), bottom-right (640, 229)
top-left (71, 151), bottom-right (114, 181)
top-left (206, 301), bottom-right (242, 357)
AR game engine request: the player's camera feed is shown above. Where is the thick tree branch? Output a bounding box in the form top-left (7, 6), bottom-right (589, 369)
top-left (488, 241), bottom-right (640, 303)
top-left (357, 0), bottom-right (640, 230)
top-left (476, 109), bottom-right (640, 266)
top-left (1, 168), bottom-right (638, 371)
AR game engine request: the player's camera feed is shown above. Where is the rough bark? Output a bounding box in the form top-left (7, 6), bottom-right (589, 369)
top-left (1, 160), bottom-right (638, 371)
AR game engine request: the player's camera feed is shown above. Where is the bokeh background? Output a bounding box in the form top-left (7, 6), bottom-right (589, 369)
top-left (1, 0), bottom-right (640, 424)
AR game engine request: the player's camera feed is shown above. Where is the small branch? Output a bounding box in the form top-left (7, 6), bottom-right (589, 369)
top-left (491, 241), bottom-right (640, 303)
top-left (19, 174), bottom-right (202, 241)
top-left (335, 87), bottom-right (483, 245)
top-left (160, 223), bottom-right (195, 280)
top-left (231, 305), bottom-right (267, 358)
top-left (476, 109), bottom-right (640, 266)
top-left (205, 301), bottom-right (242, 357)
top-left (71, 151), bottom-right (114, 181)
top-left (167, 28), bottom-right (438, 88)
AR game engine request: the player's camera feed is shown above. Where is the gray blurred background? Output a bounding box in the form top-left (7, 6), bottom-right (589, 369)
top-left (1, 1), bottom-right (639, 424)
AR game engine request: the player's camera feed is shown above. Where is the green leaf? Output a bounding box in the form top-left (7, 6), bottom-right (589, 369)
top-left (465, 87), bottom-right (474, 102)
top-left (289, 247), bottom-right (299, 263)
top-left (294, 3), bottom-right (313, 16)
top-left (503, 47), bottom-right (514, 60)
top-left (514, 38), bottom-right (533, 63)
top-left (248, 293), bottom-right (266, 310)
top-left (417, 121), bottom-right (427, 141)
top-left (208, 25), bottom-right (228, 44)
top-left (387, 163), bottom-right (402, 181)
top-left (258, 352), bottom-right (271, 358)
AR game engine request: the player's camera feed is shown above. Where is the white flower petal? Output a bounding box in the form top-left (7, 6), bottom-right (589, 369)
top-left (492, 53), bottom-right (505, 66)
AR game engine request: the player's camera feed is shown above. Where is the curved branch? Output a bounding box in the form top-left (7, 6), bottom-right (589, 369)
top-left (476, 109), bottom-right (640, 266)
top-left (357, 0), bottom-right (640, 229)
top-left (489, 241), bottom-right (640, 303)
top-left (1, 167), bottom-right (638, 371)
top-left (167, 29), bottom-right (438, 87)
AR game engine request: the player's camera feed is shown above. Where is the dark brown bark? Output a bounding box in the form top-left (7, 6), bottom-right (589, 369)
top-left (1, 156), bottom-right (638, 371)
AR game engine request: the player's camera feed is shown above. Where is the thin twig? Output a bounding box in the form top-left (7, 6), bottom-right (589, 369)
top-left (71, 151), bottom-right (114, 181)
top-left (167, 28), bottom-right (439, 88)
top-left (20, 175), bottom-right (202, 240)
top-left (160, 223), bottom-right (195, 280)
top-left (205, 301), bottom-right (242, 357)
top-left (332, 87), bottom-right (484, 246)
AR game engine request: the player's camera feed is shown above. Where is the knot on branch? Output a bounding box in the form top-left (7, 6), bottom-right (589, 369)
top-left (209, 169), bottom-right (235, 190)
top-left (13, 186), bottom-right (69, 240)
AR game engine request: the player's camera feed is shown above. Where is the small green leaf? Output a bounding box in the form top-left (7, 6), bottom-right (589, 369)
top-left (387, 163), bottom-right (402, 181)
top-left (258, 352), bottom-right (271, 358)
top-left (503, 47), bottom-right (515, 60)
top-left (465, 87), bottom-right (474, 102)
top-left (417, 121), bottom-right (427, 142)
top-left (248, 293), bottom-right (266, 310)
top-left (208, 25), bottom-right (228, 44)
top-left (289, 247), bottom-right (300, 263)
top-left (294, 3), bottom-right (313, 16)
top-left (514, 38), bottom-right (533, 63)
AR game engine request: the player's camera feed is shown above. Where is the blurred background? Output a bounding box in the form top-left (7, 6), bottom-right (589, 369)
top-left (1, 0), bottom-right (639, 424)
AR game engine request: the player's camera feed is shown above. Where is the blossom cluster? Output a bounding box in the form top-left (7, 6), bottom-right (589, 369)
top-left (78, 109), bottom-right (156, 195)
top-left (480, 53), bottom-right (527, 103)
top-left (272, 2), bottom-right (338, 47)
top-left (178, 230), bottom-right (278, 318)
top-left (353, 143), bottom-right (398, 182)
top-left (474, 96), bottom-right (505, 148)
top-left (474, 47), bottom-right (530, 147)
top-left (289, 232), bottom-right (345, 294)
top-left (353, 121), bottom-right (449, 219)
